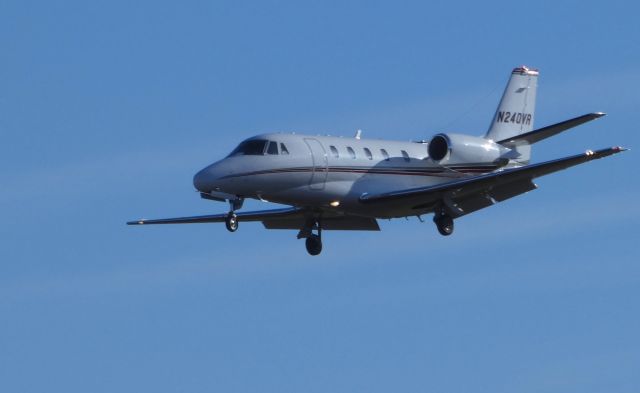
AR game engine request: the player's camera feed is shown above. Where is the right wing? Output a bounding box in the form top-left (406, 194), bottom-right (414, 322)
top-left (360, 146), bottom-right (625, 217)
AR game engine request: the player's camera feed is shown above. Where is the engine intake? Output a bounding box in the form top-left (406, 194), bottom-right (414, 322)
top-left (427, 134), bottom-right (450, 161)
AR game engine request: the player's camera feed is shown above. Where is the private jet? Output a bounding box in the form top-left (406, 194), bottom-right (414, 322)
top-left (128, 66), bottom-right (626, 255)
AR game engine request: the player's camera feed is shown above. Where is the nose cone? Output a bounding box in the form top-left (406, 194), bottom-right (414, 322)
top-left (193, 166), bottom-right (214, 192)
top-left (193, 161), bottom-right (232, 193)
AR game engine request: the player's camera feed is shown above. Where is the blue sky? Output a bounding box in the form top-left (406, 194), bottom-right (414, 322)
top-left (1, 1), bottom-right (638, 392)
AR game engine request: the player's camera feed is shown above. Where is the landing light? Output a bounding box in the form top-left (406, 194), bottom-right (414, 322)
top-left (329, 201), bottom-right (340, 207)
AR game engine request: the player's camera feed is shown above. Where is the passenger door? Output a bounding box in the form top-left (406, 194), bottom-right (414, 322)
top-left (304, 138), bottom-right (328, 190)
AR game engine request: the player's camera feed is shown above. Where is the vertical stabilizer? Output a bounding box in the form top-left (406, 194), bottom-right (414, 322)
top-left (485, 66), bottom-right (539, 164)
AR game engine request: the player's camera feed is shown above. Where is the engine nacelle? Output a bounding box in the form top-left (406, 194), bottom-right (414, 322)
top-left (427, 133), bottom-right (511, 166)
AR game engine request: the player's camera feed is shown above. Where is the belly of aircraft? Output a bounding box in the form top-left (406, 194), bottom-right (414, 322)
top-left (256, 170), bottom-right (452, 219)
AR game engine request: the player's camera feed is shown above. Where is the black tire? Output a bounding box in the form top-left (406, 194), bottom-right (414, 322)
top-left (434, 214), bottom-right (454, 236)
top-left (225, 213), bottom-right (238, 232)
top-left (305, 235), bottom-right (322, 256)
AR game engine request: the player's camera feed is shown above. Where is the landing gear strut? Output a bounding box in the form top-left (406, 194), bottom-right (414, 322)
top-left (434, 210), bottom-right (454, 236)
top-left (224, 197), bottom-right (243, 233)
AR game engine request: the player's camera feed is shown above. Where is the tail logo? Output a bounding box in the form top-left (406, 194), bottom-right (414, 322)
top-left (496, 111), bottom-right (532, 125)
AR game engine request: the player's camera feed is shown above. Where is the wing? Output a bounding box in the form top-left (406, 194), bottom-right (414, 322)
top-left (127, 207), bottom-right (303, 225)
top-left (360, 147), bottom-right (625, 217)
top-left (127, 207), bottom-right (380, 231)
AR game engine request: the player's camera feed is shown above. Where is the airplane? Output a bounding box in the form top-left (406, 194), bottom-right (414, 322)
top-left (128, 66), bottom-right (626, 256)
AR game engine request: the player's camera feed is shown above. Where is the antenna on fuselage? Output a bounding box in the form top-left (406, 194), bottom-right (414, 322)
top-left (354, 129), bottom-right (362, 139)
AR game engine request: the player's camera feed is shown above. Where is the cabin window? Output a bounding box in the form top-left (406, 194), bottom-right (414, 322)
top-left (330, 145), bottom-right (339, 158)
top-left (280, 143), bottom-right (289, 155)
top-left (381, 149), bottom-right (390, 161)
top-left (401, 150), bottom-right (410, 162)
top-left (228, 139), bottom-right (268, 156)
top-left (364, 147), bottom-right (373, 160)
top-left (347, 146), bottom-right (356, 159)
top-left (267, 141), bottom-right (279, 155)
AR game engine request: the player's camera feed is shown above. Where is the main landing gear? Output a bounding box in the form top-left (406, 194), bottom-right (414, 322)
top-left (299, 218), bottom-right (323, 256)
top-left (305, 234), bottom-right (322, 256)
top-left (433, 209), bottom-right (454, 236)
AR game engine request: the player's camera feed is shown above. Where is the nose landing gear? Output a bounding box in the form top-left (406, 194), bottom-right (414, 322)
top-left (225, 212), bottom-right (238, 232)
top-left (224, 197), bottom-right (244, 233)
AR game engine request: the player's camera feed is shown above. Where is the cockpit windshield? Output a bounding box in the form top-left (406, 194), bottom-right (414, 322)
top-left (228, 139), bottom-right (289, 157)
top-left (228, 140), bottom-right (268, 157)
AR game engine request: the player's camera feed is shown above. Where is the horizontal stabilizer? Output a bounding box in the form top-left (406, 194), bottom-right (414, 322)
top-left (497, 112), bottom-right (605, 147)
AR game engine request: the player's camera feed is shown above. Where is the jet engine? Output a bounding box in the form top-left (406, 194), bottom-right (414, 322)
top-left (427, 133), bottom-right (512, 166)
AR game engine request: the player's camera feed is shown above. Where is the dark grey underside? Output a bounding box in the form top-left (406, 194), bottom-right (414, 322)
top-left (262, 215), bottom-right (380, 230)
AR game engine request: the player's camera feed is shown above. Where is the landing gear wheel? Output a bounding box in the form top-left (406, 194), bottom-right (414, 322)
top-left (434, 214), bottom-right (454, 236)
top-left (225, 212), bottom-right (238, 232)
top-left (305, 234), bottom-right (322, 256)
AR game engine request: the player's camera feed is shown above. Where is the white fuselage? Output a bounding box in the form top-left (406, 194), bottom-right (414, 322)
top-left (194, 133), bottom-right (496, 219)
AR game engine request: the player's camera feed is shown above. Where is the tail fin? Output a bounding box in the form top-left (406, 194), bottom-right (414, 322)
top-left (485, 66), bottom-right (539, 164)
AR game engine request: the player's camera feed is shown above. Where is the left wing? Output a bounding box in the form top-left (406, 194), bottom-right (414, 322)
top-left (360, 147), bottom-right (626, 217)
top-left (127, 207), bottom-right (303, 225)
top-left (127, 207), bottom-right (380, 231)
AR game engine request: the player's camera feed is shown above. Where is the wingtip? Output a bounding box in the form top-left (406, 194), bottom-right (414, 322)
top-left (586, 146), bottom-right (628, 159)
top-left (593, 112), bottom-right (607, 118)
top-left (126, 220), bottom-right (145, 225)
